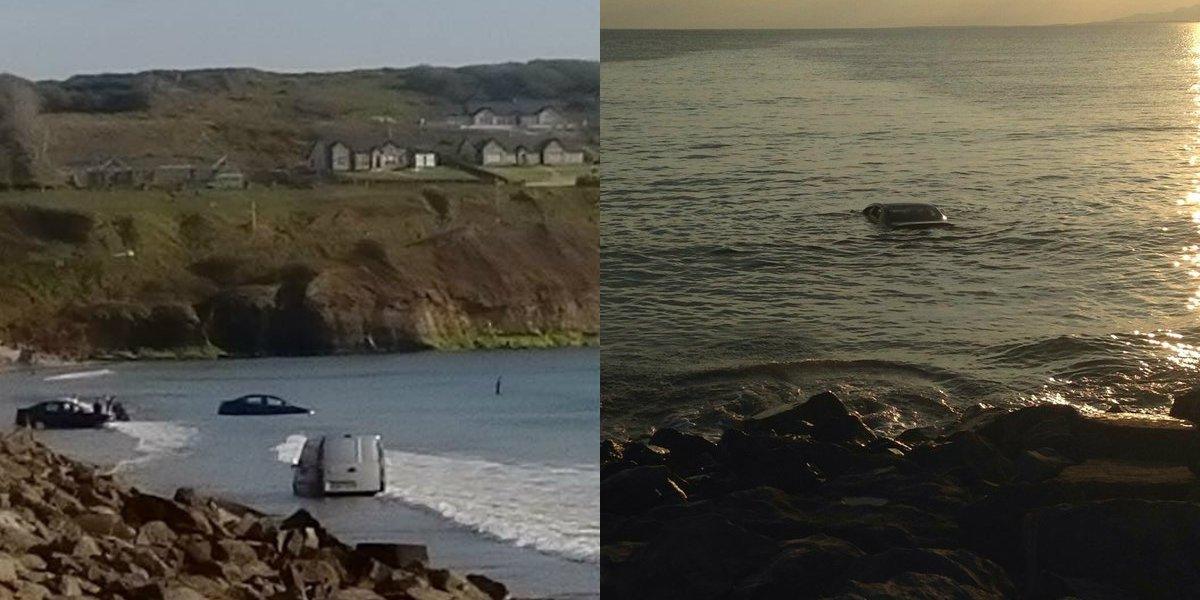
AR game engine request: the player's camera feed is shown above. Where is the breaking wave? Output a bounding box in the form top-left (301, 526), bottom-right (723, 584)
top-left (272, 434), bottom-right (598, 563)
top-left (107, 421), bottom-right (199, 469)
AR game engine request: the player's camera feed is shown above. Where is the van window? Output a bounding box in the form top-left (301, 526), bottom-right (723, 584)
top-left (324, 437), bottom-right (361, 464)
top-left (298, 439), bottom-right (321, 466)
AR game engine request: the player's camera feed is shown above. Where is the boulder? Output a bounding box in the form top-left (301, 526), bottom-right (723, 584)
top-left (354, 543), bottom-right (429, 569)
top-left (1014, 448), bottom-right (1075, 483)
top-left (136, 521), bottom-right (178, 546)
top-left (465, 573), bottom-right (508, 600)
top-left (730, 535), bottom-right (865, 598)
top-left (744, 391), bottom-right (876, 446)
top-left (1171, 386), bottom-right (1200, 423)
top-left (1024, 499), bottom-right (1200, 598)
top-left (600, 466), bottom-right (687, 516)
top-left (122, 491), bottom-right (207, 534)
top-left (602, 514), bottom-right (779, 600)
top-left (649, 428), bottom-right (718, 467)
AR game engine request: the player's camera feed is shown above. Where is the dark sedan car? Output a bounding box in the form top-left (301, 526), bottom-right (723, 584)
top-left (16, 399), bottom-right (111, 429)
top-left (863, 203), bottom-right (951, 228)
top-left (218, 394), bottom-right (313, 416)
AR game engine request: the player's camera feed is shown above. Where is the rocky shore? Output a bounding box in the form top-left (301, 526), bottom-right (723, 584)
top-left (0, 431), bottom-right (513, 600)
top-left (601, 391), bottom-right (1200, 599)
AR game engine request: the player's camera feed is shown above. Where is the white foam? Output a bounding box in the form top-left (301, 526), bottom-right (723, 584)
top-left (107, 421), bottom-right (199, 469)
top-left (270, 435), bottom-right (598, 562)
top-left (380, 450), bottom-right (599, 563)
top-left (43, 368), bottom-right (113, 381)
top-left (273, 434), bottom-right (308, 465)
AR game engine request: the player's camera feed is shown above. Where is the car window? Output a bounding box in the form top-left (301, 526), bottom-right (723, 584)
top-left (888, 205), bottom-right (942, 222)
top-left (44, 403), bottom-right (60, 413)
top-left (269, 398), bottom-right (283, 406)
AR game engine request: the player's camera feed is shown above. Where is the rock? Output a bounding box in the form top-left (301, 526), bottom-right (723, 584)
top-left (353, 543), bottom-right (429, 569)
top-left (0, 553), bottom-right (18, 584)
top-left (330, 590), bottom-right (386, 600)
top-left (649, 428), bottom-right (718, 467)
top-left (70, 535), bottom-right (100, 559)
top-left (1170, 386), bottom-right (1200, 423)
top-left (601, 439), bottom-right (624, 466)
top-left (910, 431), bottom-right (1015, 484)
top-left (122, 491), bottom-right (207, 534)
top-left (601, 466), bottom-right (687, 516)
top-left (74, 511), bottom-right (123, 538)
top-left (744, 391), bottom-right (876, 446)
top-left (1025, 499), bottom-right (1200, 598)
top-left (465, 573), bottom-right (508, 600)
top-left (844, 547), bottom-right (1014, 598)
top-left (620, 442), bottom-right (670, 468)
top-left (830, 572), bottom-right (1004, 599)
top-left (730, 535), bottom-right (865, 598)
top-left (1014, 448), bottom-right (1074, 483)
top-left (602, 514), bottom-right (779, 600)
top-left (136, 520), bottom-right (178, 546)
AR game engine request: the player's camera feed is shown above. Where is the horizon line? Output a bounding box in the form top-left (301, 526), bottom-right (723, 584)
top-left (599, 20), bottom-right (1200, 32)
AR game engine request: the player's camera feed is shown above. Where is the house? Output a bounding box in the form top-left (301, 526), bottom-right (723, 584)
top-left (457, 138), bottom-right (515, 166)
top-left (69, 158), bottom-right (137, 189)
top-left (370, 142), bottom-right (407, 170)
top-left (540, 139), bottom-right (585, 165)
top-left (470, 107), bottom-right (519, 128)
top-left (518, 106), bottom-right (564, 128)
top-left (513, 145), bottom-right (539, 166)
top-left (152, 165), bottom-right (200, 188)
top-left (309, 138), bottom-right (411, 174)
top-left (309, 141), bottom-right (352, 173)
top-left (208, 171), bottom-right (247, 189)
top-left (413, 151), bottom-right (438, 170)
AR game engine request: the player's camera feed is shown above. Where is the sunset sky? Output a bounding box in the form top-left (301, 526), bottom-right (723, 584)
top-left (602, 0), bottom-right (1200, 29)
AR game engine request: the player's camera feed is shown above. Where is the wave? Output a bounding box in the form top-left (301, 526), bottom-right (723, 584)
top-left (107, 421), bottom-right (199, 469)
top-left (43, 369), bottom-right (113, 381)
top-left (273, 434), bottom-right (307, 464)
top-left (273, 435), bottom-right (598, 563)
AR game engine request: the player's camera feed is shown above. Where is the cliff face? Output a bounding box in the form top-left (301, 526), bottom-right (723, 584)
top-left (0, 184), bottom-right (598, 358)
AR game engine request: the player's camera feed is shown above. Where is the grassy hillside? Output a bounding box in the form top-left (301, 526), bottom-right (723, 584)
top-left (26, 61), bottom-right (599, 174)
top-left (0, 184), bottom-right (598, 358)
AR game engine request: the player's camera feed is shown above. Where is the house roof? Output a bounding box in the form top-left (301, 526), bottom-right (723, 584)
top-left (463, 99), bottom-right (566, 117)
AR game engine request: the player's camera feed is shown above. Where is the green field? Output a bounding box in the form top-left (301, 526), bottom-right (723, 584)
top-left (480, 165), bottom-right (596, 186)
top-left (335, 166), bottom-right (479, 183)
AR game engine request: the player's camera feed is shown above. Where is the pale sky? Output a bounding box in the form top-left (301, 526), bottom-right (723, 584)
top-left (0, 0), bottom-right (599, 81)
top-left (602, 0), bottom-right (1200, 29)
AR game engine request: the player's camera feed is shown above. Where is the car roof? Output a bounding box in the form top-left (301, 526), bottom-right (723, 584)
top-left (881, 203), bottom-right (941, 210)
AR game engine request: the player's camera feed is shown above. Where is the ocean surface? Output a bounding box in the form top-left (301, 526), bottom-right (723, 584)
top-left (0, 348), bottom-right (599, 599)
top-left (602, 24), bottom-right (1200, 440)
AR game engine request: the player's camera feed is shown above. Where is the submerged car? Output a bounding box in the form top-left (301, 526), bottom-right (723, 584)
top-left (16, 399), bottom-right (111, 429)
top-left (863, 203), bottom-right (950, 228)
top-left (292, 434), bottom-right (386, 497)
top-left (217, 394), bottom-right (313, 416)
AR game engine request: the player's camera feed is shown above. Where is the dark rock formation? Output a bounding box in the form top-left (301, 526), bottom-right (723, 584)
top-left (0, 431), bottom-right (508, 600)
top-left (602, 390), bottom-right (1200, 599)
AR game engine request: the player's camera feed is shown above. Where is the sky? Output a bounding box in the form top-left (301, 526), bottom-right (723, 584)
top-left (0, 0), bottom-right (599, 81)
top-left (602, 0), bottom-right (1200, 29)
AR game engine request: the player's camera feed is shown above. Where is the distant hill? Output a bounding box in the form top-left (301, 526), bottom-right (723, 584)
top-left (1110, 4), bottom-right (1200, 23)
top-left (2, 60), bottom-right (598, 179)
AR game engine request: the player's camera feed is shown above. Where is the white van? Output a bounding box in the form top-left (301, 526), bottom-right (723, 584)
top-left (292, 434), bottom-right (386, 497)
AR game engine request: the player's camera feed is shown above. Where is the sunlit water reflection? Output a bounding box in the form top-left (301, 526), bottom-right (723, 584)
top-left (602, 24), bottom-right (1200, 439)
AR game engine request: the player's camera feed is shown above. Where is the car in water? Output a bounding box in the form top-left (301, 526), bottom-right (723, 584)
top-left (863, 203), bottom-right (950, 228)
top-left (15, 398), bottom-right (112, 429)
top-left (292, 434), bottom-right (386, 497)
top-left (217, 394), bottom-right (313, 416)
